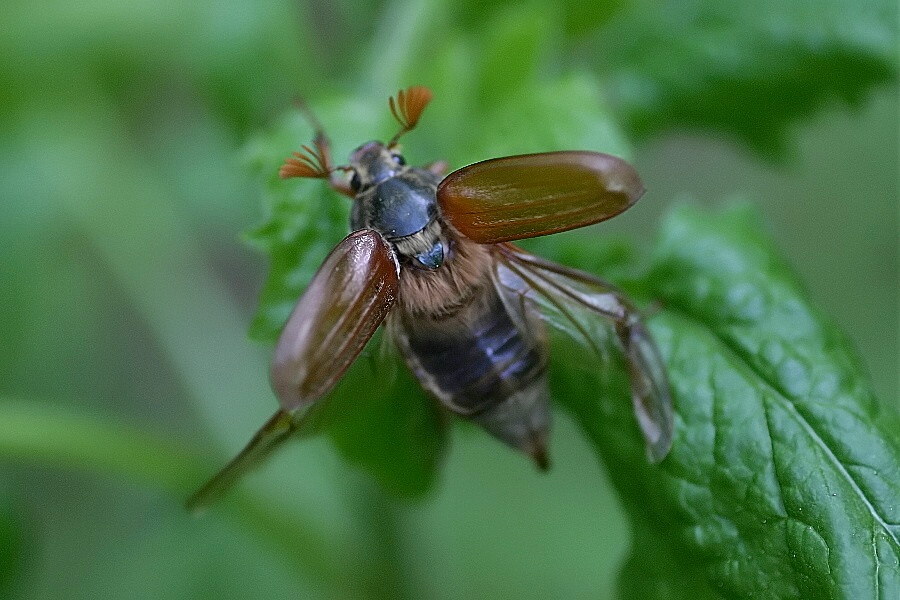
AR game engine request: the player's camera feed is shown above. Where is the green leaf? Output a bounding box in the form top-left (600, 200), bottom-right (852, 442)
top-left (398, 23), bottom-right (631, 164)
top-left (472, 73), bottom-right (632, 160)
top-left (557, 204), bottom-right (900, 598)
top-left (559, 0), bottom-right (628, 36)
top-left (471, 4), bottom-right (553, 107)
top-left (312, 335), bottom-right (448, 497)
top-left (447, 0), bottom-right (626, 37)
top-left (243, 90), bottom-right (402, 343)
top-left (596, 0), bottom-right (898, 155)
top-left (616, 517), bottom-right (718, 600)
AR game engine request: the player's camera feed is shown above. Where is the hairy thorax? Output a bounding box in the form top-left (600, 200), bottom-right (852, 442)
top-left (394, 230), bottom-right (493, 323)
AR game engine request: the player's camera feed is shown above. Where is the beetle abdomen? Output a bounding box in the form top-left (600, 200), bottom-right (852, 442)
top-left (393, 258), bottom-right (551, 465)
top-left (405, 293), bottom-right (545, 415)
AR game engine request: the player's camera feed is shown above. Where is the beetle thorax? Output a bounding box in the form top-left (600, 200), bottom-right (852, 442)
top-left (348, 141), bottom-right (447, 270)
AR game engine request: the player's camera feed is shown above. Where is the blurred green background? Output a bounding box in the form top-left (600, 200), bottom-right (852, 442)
top-left (0, 0), bottom-right (896, 598)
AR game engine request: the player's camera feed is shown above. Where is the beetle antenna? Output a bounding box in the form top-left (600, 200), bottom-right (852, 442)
top-left (280, 97), bottom-right (338, 180)
top-left (388, 86), bottom-right (433, 147)
top-left (279, 137), bottom-right (333, 179)
top-left (292, 97), bottom-right (327, 138)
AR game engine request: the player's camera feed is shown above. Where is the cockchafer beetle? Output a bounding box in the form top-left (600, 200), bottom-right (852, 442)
top-left (188, 86), bottom-right (673, 509)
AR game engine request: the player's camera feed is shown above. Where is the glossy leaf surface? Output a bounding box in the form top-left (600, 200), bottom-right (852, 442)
top-left (554, 204), bottom-right (900, 599)
top-left (270, 229), bottom-right (399, 411)
top-left (437, 151), bottom-right (644, 243)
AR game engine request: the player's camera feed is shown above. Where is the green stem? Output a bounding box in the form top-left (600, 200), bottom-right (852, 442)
top-left (0, 398), bottom-right (337, 588)
top-left (0, 399), bottom-right (205, 492)
top-left (344, 475), bottom-right (417, 600)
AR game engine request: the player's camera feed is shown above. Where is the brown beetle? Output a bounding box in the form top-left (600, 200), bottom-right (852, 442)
top-left (188, 87), bottom-right (673, 509)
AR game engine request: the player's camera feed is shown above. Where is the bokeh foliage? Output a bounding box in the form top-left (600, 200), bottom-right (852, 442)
top-left (0, 0), bottom-right (896, 598)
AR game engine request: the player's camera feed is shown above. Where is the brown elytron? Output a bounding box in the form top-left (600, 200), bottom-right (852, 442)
top-left (187, 87), bottom-right (673, 510)
top-left (270, 229), bottom-right (400, 411)
top-left (437, 151), bottom-right (644, 243)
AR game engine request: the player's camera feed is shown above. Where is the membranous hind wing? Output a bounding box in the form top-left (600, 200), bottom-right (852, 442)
top-left (188, 229), bottom-right (400, 510)
top-left (492, 244), bottom-right (673, 463)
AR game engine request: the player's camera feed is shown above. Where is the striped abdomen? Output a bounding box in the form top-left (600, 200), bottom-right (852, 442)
top-left (401, 291), bottom-right (545, 415)
top-left (390, 234), bottom-right (552, 464)
top-left (393, 251), bottom-right (551, 464)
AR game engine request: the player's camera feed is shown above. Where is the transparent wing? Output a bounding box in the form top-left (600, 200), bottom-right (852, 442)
top-left (492, 244), bottom-right (673, 462)
top-left (437, 151), bottom-right (644, 243)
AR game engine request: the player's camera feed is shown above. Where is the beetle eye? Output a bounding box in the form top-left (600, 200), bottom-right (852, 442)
top-left (349, 171), bottom-right (361, 192)
top-left (392, 154), bottom-right (406, 166)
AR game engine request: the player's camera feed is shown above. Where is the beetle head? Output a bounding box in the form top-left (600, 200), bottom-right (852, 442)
top-left (347, 141), bottom-right (407, 192)
top-left (278, 86), bottom-right (432, 196)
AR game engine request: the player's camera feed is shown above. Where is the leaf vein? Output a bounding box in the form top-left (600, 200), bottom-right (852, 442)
top-left (667, 306), bottom-right (900, 550)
